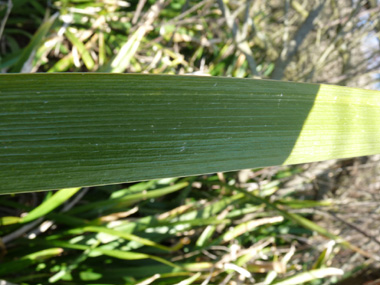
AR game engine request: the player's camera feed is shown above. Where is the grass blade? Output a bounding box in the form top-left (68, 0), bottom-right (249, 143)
top-left (21, 187), bottom-right (81, 223)
top-left (0, 248), bottom-right (63, 276)
top-left (10, 13), bottom-right (58, 73)
top-left (218, 216), bottom-right (284, 243)
top-left (46, 240), bottom-right (181, 268)
top-left (64, 30), bottom-right (95, 71)
top-left (1, 73), bottom-right (380, 193)
top-left (173, 272), bottom-right (201, 285)
top-left (0, 216), bottom-right (21, 226)
top-left (80, 226), bottom-right (174, 251)
top-left (68, 182), bottom-right (188, 215)
top-left (271, 268), bottom-right (344, 285)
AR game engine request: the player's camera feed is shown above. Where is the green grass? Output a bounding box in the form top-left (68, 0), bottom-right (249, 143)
top-left (0, 172), bottom-right (348, 284)
top-left (1, 0), bottom-right (380, 284)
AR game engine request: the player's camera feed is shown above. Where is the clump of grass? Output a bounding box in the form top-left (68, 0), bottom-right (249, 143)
top-left (0, 169), bottom-right (359, 284)
top-left (1, 1), bottom-right (380, 284)
top-left (2, 0), bottom-right (379, 86)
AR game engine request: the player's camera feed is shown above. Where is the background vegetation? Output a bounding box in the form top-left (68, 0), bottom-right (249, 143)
top-left (1, 0), bottom-right (380, 284)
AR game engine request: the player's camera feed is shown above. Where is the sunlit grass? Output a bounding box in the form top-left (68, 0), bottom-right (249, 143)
top-left (0, 171), bottom-right (347, 284)
top-left (1, 0), bottom-right (380, 284)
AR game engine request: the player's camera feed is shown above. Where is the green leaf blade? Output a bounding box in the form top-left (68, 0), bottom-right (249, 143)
top-left (1, 73), bottom-right (380, 193)
top-left (20, 187), bottom-right (81, 223)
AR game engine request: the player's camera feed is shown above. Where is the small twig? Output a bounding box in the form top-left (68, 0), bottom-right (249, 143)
top-left (219, 273), bottom-right (233, 285)
top-left (164, 0), bottom-right (210, 24)
top-left (135, 274), bottom-right (161, 285)
top-left (200, 270), bottom-right (215, 285)
top-left (132, 0), bottom-right (147, 24)
top-left (202, 250), bottom-right (218, 260)
top-left (171, 249), bottom-right (202, 262)
top-left (2, 218), bottom-right (43, 244)
top-left (62, 187), bottom-right (89, 211)
top-left (327, 211), bottom-right (380, 247)
top-left (0, 0), bottom-right (12, 41)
